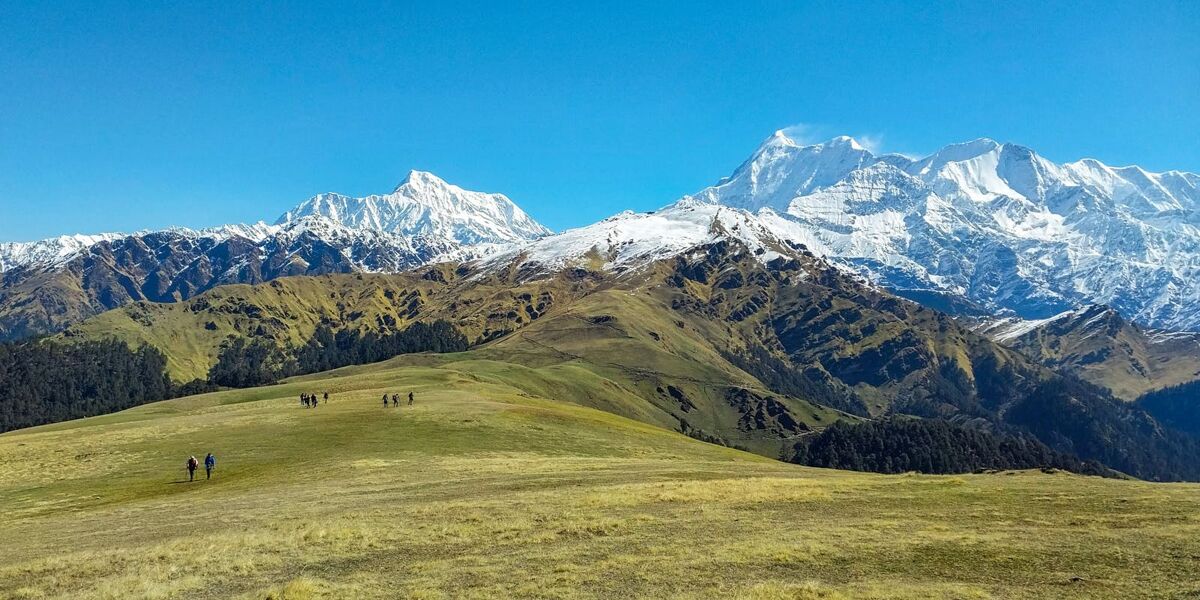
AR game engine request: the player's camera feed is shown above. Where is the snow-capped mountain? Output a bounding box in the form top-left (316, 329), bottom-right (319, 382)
top-left (0, 232), bottom-right (128, 272)
top-left (0, 172), bottom-right (549, 340)
top-left (683, 131), bottom-right (1200, 330)
top-left (277, 170), bottom-right (550, 244)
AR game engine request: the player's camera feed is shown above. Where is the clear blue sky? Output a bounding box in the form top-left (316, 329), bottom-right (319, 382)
top-left (1, 1), bottom-right (1197, 241)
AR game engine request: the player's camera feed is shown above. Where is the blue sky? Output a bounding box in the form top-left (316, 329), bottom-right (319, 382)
top-left (1, 1), bottom-right (1197, 241)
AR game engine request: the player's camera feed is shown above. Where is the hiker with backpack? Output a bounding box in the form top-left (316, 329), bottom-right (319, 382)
top-left (392, 394), bottom-right (399, 407)
top-left (323, 391), bottom-right (329, 404)
top-left (382, 394), bottom-right (389, 408)
top-left (186, 455), bottom-right (199, 482)
top-left (204, 453), bottom-right (216, 479)
top-left (408, 391), bottom-right (414, 406)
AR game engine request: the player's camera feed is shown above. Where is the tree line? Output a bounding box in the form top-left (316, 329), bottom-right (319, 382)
top-left (0, 339), bottom-right (176, 433)
top-left (1136, 380), bottom-right (1200, 437)
top-left (0, 320), bottom-right (469, 432)
top-left (1003, 377), bottom-right (1200, 482)
top-left (792, 417), bottom-right (1113, 477)
top-left (208, 321), bottom-right (468, 388)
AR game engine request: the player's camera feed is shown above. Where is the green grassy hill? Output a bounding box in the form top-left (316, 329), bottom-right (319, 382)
top-left (2, 354), bottom-right (1198, 599)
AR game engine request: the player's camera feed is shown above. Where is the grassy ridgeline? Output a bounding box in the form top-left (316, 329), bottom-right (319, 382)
top-left (1, 354), bottom-right (1198, 599)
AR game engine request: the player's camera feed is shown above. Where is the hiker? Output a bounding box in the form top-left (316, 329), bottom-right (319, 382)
top-left (323, 391), bottom-right (329, 404)
top-left (392, 394), bottom-right (399, 407)
top-left (382, 394), bottom-right (389, 408)
top-left (204, 453), bottom-right (216, 480)
top-left (408, 391), bottom-right (414, 406)
top-left (186, 455), bottom-right (199, 482)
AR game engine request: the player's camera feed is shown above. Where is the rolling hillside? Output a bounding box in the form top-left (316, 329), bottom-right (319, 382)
top-left (54, 237), bottom-right (1200, 479)
top-left (2, 354), bottom-right (1198, 598)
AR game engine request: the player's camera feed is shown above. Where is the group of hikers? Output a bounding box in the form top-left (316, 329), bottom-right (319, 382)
top-left (180, 390), bottom-right (416, 483)
top-left (384, 392), bottom-right (415, 407)
top-left (184, 453), bottom-right (217, 482)
top-left (299, 391), bottom-right (329, 408)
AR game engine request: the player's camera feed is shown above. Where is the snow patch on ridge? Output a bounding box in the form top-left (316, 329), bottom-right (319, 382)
top-left (480, 200), bottom-right (786, 275)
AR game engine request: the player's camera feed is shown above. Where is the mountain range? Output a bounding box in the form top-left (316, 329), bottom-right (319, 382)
top-left (974, 305), bottom-right (1200, 400)
top-left (3, 131), bottom-right (1200, 399)
top-left (684, 132), bottom-right (1200, 330)
top-left (5, 131), bottom-right (1199, 341)
top-left (0, 170), bottom-right (547, 340)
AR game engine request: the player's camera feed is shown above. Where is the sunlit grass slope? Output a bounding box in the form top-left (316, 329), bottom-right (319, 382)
top-left (2, 355), bottom-right (1199, 599)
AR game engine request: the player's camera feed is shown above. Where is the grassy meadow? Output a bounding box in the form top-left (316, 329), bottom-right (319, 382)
top-left (1, 354), bottom-right (1199, 599)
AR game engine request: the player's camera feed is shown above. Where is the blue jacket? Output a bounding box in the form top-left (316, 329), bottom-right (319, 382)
top-left (205, 455), bottom-right (216, 468)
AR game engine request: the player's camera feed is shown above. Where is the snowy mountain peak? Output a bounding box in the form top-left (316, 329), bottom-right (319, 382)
top-left (827, 135), bottom-right (866, 151)
top-left (3, 172), bottom-right (549, 287)
top-left (276, 171), bottom-right (550, 245)
top-left (683, 130), bottom-right (1200, 331)
top-left (685, 132), bottom-right (876, 213)
top-left (765, 129), bottom-right (799, 148)
top-left (0, 232), bottom-right (128, 272)
top-left (393, 169), bottom-right (449, 192)
top-left (480, 201), bottom-right (790, 277)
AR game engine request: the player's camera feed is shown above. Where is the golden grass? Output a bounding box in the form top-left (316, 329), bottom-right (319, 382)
top-left (1, 359), bottom-right (1199, 599)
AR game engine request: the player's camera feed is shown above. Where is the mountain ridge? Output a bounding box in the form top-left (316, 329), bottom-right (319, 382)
top-left (0, 172), bottom-right (550, 340)
top-left (975, 304), bottom-right (1200, 400)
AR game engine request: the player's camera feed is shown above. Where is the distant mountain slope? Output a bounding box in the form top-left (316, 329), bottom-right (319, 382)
top-left (1137, 380), bottom-right (1200, 437)
top-left (277, 170), bottom-right (549, 243)
top-left (0, 172), bottom-right (549, 340)
top-left (977, 306), bottom-right (1200, 400)
top-left (686, 131), bottom-right (1200, 330)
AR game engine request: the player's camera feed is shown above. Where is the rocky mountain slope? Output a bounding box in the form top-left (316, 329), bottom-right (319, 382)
top-left (685, 132), bottom-right (1200, 331)
top-left (0, 172), bottom-right (548, 340)
top-left (976, 305), bottom-right (1200, 400)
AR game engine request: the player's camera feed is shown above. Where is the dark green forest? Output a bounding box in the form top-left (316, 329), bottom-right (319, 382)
top-left (793, 417), bottom-right (1112, 477)
top-left (0, 339), bottom-right (175, 432)
top-left (1136, 381), bottom-right (1200, 437)
top-left (1004, 378), bottom-right (1200, 481)
top-left (208, 321), bottom-right (469, 388)
top-left (1, 321), bottom-right (469, 432)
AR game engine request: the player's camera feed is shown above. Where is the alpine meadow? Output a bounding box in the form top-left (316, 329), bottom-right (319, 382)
top-left (2, 3), bottom-right (1200, 599)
